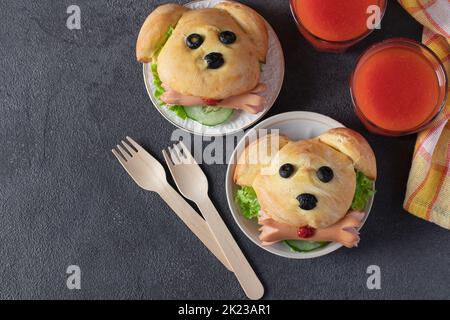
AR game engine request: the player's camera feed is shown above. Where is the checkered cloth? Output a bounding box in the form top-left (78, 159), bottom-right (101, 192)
top-left (399, 0), bottom-right (450, 229)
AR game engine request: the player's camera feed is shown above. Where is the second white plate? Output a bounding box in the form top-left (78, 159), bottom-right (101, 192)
top-left (225, 111), bottom-right (374, 259)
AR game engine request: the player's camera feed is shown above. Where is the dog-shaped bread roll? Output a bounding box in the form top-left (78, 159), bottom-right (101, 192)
top-left (136, 1), bottom-right (268, 101)
top-left (234, 128), bottom-right (377, 248)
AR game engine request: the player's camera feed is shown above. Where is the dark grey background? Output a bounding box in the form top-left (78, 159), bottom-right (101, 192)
top-left (0, 0), bottom-right (449, 300)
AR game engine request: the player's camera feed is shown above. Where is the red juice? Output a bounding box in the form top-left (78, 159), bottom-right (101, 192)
top-left (351, 39), bottom-right (447, 135)
top-left (290, 0), bottom-right (386, 52)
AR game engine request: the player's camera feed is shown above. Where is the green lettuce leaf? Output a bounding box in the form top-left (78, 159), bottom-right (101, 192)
top-left (150, 27), bottom-right (188, 120)
top-left (154, 26), bottom-right (175, 57)
top-left (151, 63), bottom-right (163, 99)
top-left (351, 171), bottom-right (375, 211)
top-left (168, 105), bottom-right (188, 119)
top-left (235, 186), bottom-right (260, 220)
top-left (151, 63), bottom-right (187, 120)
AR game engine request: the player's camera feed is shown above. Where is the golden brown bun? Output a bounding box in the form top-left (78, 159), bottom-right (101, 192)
top-left (136, 1), bottom-right (269, 100)
top-left (156, 6), bottom-right (266, 99)
top-left (136, 4), bottom-right (189, 63)
top-left (234, 133), bottom-right (291, 187)
top-left (215, 1), bottom-right (269, 62)
top-left (253, 140), bottom-right (356, 229)
top-left (318, 128), bottom-right (377, 180)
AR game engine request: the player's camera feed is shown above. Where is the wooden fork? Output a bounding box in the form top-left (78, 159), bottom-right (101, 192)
top-left (163, 141), bottom-right (264, 300)
top-left (111, 136), bottom-right (231, 271)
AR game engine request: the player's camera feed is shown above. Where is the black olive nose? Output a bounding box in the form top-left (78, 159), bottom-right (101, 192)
top-left (204, 52), bottom-right (224, 69)
top-left (297, 193), bottom-right (317, 210)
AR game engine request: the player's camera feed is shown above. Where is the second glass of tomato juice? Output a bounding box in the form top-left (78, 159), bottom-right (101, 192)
top-left (290, 0), bottom-right (387, 52)
top-left (350, 38), bottom-right (448, 136)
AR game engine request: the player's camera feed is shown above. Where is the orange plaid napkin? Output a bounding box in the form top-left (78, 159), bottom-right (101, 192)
top-left (399, 0), bottom-right (450, 229)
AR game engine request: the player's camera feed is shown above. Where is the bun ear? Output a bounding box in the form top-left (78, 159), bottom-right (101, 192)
top-left (318, 128), bottom-right (377, 180)
top-left (136, 4), bottom-right (189, 63)
top-left (215, 1), bottom-right (268, 63)
top-left (234, 133), bottom-right (291, 187)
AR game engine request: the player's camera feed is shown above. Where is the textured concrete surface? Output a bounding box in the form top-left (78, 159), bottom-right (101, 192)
top-left (0, 0), bottom-right (449, 300)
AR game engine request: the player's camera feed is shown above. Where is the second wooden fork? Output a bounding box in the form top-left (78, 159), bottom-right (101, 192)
top-left (163, 141), bottom-right (264, 300)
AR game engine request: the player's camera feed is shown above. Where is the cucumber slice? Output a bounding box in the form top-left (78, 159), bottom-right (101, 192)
top-left (284, 240), bottom-right (329, 253)
top-left (184, 106), bottom-right (234, 126)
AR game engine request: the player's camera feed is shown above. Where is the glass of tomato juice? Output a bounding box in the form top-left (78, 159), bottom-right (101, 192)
top-left (290, 0), bottom-right (387, 52)
top-left (350, 38), bottom-right (448, 136)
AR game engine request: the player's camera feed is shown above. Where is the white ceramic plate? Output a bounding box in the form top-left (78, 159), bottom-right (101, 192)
top-left (225, 111), bottom-right (374, 259)
top-left (142, 0), bottom-right (285, 136)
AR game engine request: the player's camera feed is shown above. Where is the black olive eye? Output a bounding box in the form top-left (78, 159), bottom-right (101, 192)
top-left (186, 34), bottom-right (203, 49)
top-left (317, 166), bottom-right (334, 183)
top-left (279, 163), bottom-right (294, 178)
top-left (219, 31), bottom-right (236, 44)
top-left (297, 193), bottom-right (317, 210)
